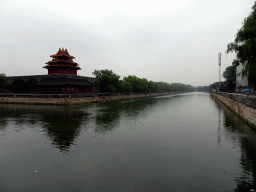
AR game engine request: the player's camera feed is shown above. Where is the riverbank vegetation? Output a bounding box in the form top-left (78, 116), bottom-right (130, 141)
top-left (92, 69), bottom-right (194, 93)
top-left (222, 65), bottom-right (236, 92)
top-left (226, 1), bottom-right (256, 87)
top-left (1, 70), bottom-right (194, 94)
top-left (209, 64), bottom-right (236, 92)
top-left (210, 1), bottom-right (256, 92)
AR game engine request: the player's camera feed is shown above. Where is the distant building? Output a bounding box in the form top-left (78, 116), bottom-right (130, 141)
top-left (194, 86), bottom-right (209, 92)
top-left (7, 48), bottom-right (95, 94)
top-left (236, 64), bottom-right (248, 87)
top-left (235, 64), bottom-right (255, 93)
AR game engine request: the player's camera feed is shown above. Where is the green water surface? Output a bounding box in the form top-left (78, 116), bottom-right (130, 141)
top-left (0, 92), bottom-right (256, 192)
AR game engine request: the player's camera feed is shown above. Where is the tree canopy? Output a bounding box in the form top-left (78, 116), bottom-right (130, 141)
top-left (226, 1), bottom-right (256, 86)
top-left (222, 65), bottom-right (236, 91)
top-left (92, 69), bottom-right (194, 93)
top-left (92, 69), bottom-right (121, 93)
top-left (0, 74), bottom-right (11, 89)
top-left (123, 76), bottom-right (150, 93)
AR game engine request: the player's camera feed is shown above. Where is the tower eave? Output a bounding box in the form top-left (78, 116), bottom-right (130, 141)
top-left (50, 54), bottom-right (75, 59)
top-left (45, 61), bottom-right (79, 65)
top-left (43, 65), bottom-right (81, 70)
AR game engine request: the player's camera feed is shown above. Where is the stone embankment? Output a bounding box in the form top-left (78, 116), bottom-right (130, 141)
top-left (213, 93), bottom-right (256, 128)
top-left (0, 92), bottom-right (169, 105)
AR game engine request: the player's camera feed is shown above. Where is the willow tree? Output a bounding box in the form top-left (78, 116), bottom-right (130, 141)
top-left (226, 1), bottom-right (256, 86)
top-left (92, 69), bottom-right (120, 93)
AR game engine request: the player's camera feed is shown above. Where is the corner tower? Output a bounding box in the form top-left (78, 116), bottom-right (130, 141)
top-left (44, 48), bottom-right (81, 75)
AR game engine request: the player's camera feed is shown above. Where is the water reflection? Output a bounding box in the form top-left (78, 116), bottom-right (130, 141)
top-left (2, 93), bottom-right (256, 191)
top-left (0, 104), bottom-right (88, 152)
top-left (214, 97), bottom-right (256, 191)
top-left (94, 103), bottom-right (120, 133)
top-left (0, 104), bottom-right (41, 131)
top-left (94, 94), bottom-right (185, 133)
top-left (41, 110), bottom-right (87, 151)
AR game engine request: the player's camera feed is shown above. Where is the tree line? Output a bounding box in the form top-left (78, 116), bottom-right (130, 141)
top-left (92, 69), bottom-right (194, 93)
top-left (0, 74), bottom-right (37, 93)
top-left (1, 71), bottom-right (194, 94)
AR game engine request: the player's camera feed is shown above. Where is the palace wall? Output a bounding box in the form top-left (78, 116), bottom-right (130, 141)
top-left (6, 75), bottom-right (47, 82)
top-left (6, 75), bottom-right (95, 83)
top-left (0, 92), bottom-right (170, 105)
top-left (213, 93), bottom-right (256, 129)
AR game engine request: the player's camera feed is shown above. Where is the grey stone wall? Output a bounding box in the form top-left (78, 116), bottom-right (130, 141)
top-left (219, 93), bottom-right (256, 109)
top-left (0, 92), bottom-right (170, 105)
top-left (213, 93), bottom-right (256, 129)
top-left (0, 93), bottom-right (95, 98)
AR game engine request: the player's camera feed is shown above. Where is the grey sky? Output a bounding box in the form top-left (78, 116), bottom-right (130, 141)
top-left (0, 0), bottom-right (254, 86)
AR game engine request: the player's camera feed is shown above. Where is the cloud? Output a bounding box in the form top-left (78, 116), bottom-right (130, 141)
top-left (0, 0), bottom-right (254, 85)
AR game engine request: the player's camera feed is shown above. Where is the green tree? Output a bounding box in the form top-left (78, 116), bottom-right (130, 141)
top-left (223, 66), bottom-right (236, 91)
top-left (123, 75), bottom-right (141, 92)
top-left (123, 76), bottom-right (149, 92)
top-left (92, 69), bottom-right (194, 94)
top-left (0, 74), bottom-right (11, 89)
top-left (209, 83), bottom-right (218, 92)
top-left (92, 69), bottom-right (120, 93)
top-left (140, 78), bottom-right (149, 92)
top-left (148, 81), bottom-right (155, 92)
top-left (122, 80), bottom-right (132, 93)
top-left (226, 1), bottom-right (256, 86)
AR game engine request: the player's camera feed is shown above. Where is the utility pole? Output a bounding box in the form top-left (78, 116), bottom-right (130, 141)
top-left (218, 53), bottom-right (221, 91)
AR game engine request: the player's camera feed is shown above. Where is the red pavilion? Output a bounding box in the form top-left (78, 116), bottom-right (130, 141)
top-left (35, 48), bottom-right (94, 94)
top-left (44, 48), bottom-right (81, 75)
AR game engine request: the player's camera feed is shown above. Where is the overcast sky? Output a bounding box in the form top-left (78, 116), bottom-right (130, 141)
top-left (0, 0), bottom-right (255, 86)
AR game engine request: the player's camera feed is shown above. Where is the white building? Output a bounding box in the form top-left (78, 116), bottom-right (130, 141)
top-left (235, 64), bottom-right (255, 93)
top-left (236, 64), bottom-right (248, 87)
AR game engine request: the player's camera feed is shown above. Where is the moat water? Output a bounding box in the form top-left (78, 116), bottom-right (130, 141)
top-left (0, 92), bottom-right (256, 192)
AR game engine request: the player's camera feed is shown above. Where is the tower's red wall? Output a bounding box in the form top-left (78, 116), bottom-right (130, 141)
top-left (48, 68), bottom-right (77, 75)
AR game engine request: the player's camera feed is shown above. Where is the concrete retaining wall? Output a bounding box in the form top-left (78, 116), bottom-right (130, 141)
top-left (219, 92), bottom-right (256, 109)
top-left (0, 92), bottom-right (169, 105)
top-left (213, 93), bottom-right (256, 128)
